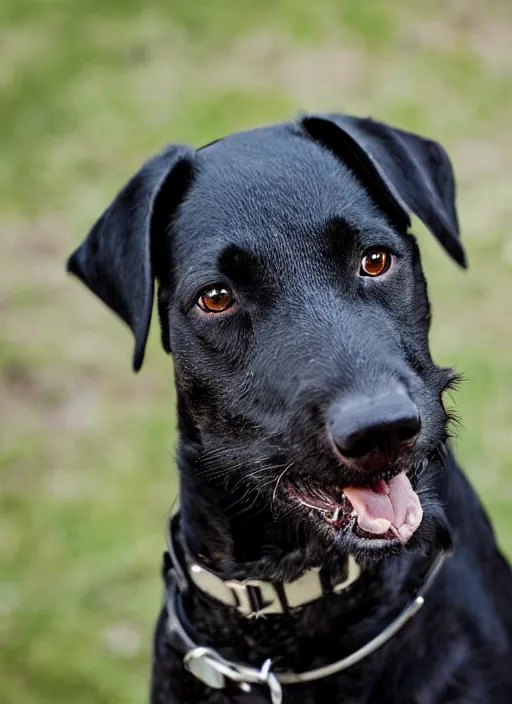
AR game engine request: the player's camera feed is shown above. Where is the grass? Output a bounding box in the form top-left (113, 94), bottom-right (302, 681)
top-left (1, 1), bottom-right (512, 702)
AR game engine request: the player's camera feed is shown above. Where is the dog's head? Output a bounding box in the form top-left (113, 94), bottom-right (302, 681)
top-left (68, 114), bottom-right (464, 566)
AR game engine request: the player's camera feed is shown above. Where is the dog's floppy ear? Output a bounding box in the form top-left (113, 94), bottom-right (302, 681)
top-left (301, 114), bottom-right (466, 268)
top-left (67, 144), bottom-right (194, 372)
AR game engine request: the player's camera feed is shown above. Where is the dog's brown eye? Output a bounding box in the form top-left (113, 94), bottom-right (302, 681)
top-left (197, 287), bottom-right (234, 313)
top-left (360, 249), bottom-right (392, 277)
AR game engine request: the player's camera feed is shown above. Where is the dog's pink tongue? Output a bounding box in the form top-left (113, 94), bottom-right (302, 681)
top-left (343, 472), bottom-right (423, 543)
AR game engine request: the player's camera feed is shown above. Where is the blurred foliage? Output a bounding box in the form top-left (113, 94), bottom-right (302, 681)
top-left (1, 0), bottom-right (512, 702)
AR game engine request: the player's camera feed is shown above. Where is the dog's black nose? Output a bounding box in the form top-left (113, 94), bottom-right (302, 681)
top-left (328, 391), bottom-right (421, 461)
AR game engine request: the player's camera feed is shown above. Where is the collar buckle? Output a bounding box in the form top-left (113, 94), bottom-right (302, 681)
top-left (184, 647), bottom-right (282, 704)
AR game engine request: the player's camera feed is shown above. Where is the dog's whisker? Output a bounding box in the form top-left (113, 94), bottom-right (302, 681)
top-left (199, 452), bottom-right (283, 475)
top-left (224, 484), bottom-right (256, 513)
top-left (229, 466), bottom-right (272, 492)
top-left (198, 456), bottom-right (268, 479)
top-left (271, 463), bottom-right (294, 510)
top-left (226, 475), bottom-right (281, 518)
top-left (199, 437), bottom-right (282, 464)
top-left (201, 457), bottom-right (291, 493)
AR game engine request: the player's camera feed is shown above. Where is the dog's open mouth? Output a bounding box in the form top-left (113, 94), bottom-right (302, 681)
top-left (287, 472), bottom-right (423, 543)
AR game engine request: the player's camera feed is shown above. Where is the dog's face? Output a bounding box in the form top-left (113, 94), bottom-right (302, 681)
top-left (68, 115), bottom-right (465, 565)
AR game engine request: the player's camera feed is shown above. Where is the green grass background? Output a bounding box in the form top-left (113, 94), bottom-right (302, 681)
top-left (1, 1), bottom-right (512, 702)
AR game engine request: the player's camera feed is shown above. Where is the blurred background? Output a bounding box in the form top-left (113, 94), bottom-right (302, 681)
top-left (1, 0), bottom-right (512, 702)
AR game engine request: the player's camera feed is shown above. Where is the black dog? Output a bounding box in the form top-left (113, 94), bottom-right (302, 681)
top-left (67, 114), bottom-right (512, 703)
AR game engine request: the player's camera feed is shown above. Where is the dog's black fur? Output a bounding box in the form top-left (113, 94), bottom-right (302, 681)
top-left (67, 114), bottom-right (512, 703)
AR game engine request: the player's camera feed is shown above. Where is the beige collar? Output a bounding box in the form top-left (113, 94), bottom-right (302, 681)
top-left (188, 555), bottom-right (361, 618)
top-left (166, 511), bottom-right (361, 618)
